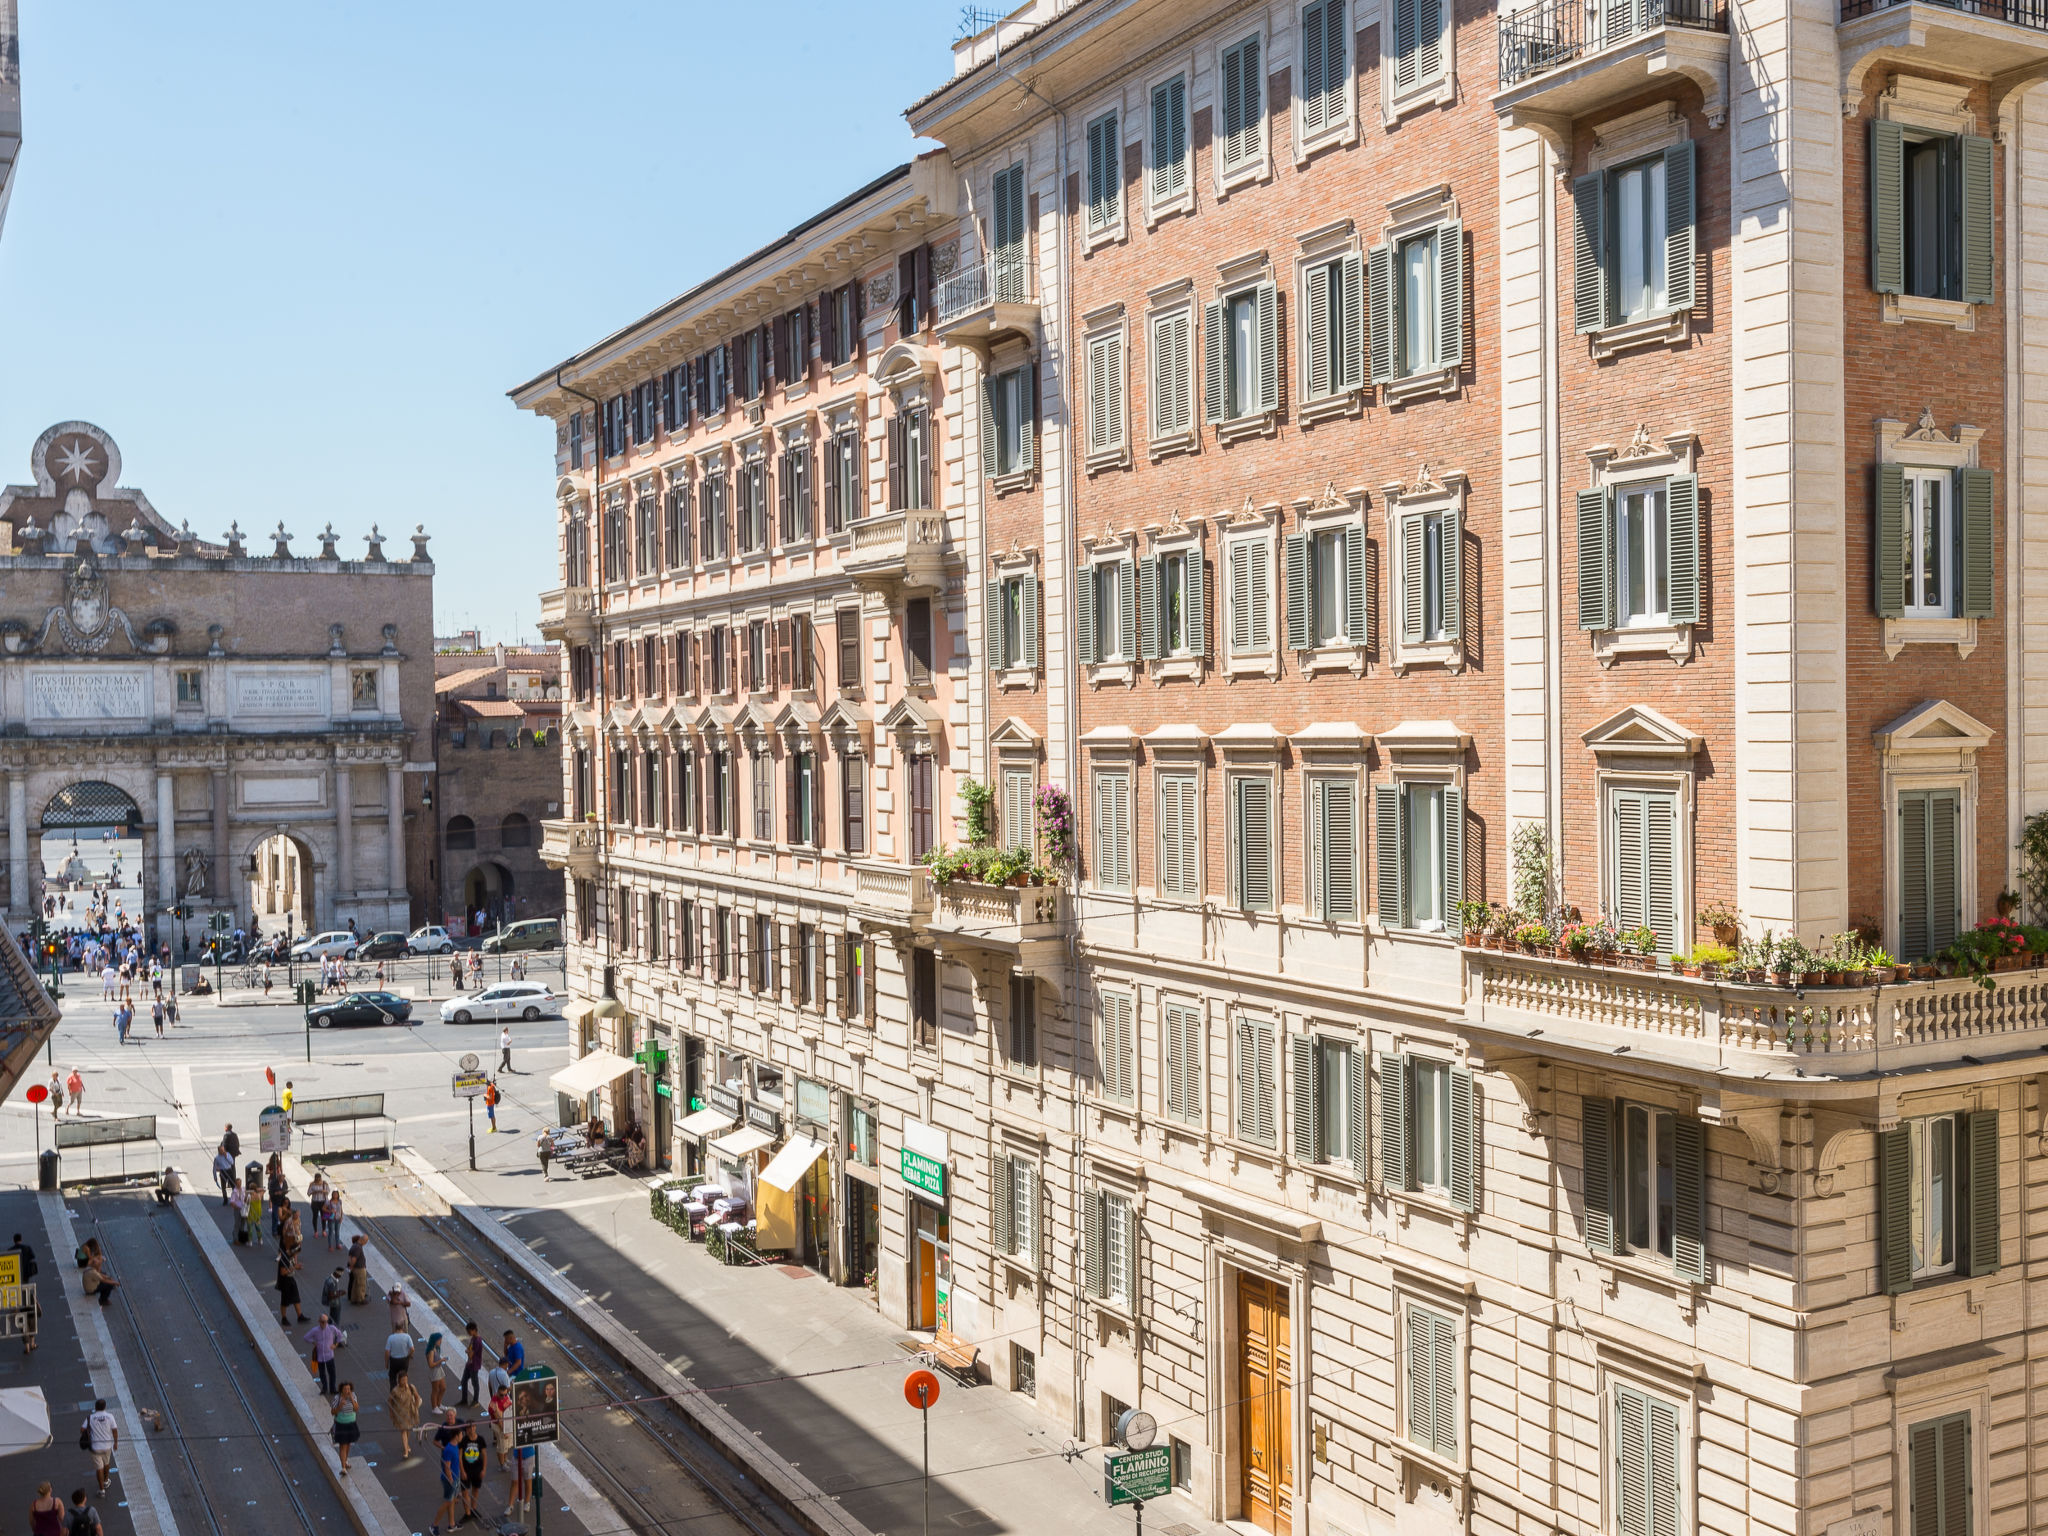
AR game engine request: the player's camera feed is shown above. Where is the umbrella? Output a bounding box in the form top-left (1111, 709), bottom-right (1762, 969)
top-left (0, 1386), bottom-right (50, 1457)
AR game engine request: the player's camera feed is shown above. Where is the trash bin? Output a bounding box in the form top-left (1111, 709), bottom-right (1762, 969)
top-left (37, 1149), bottom-right (58, 1191)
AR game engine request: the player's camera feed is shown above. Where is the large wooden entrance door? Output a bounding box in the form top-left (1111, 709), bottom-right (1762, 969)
top-left (1237, 1272), bottom-right (1293, 1532)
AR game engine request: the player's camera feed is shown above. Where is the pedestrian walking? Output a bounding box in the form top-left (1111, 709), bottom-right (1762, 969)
top-left (387, 1284), bottom-right (412, 1333)
top-left (280, 1205), bottom-right (303, 1265)
top-left (330, 1382), bottom-right (359, 1473)
top-left (150, 1000), bottom-right (163, 1037)
top-left (346, 1236), bottom-right (370, 1306)
top-left (483, 1078), bottom-right (499, 1133)
top-left (498, 1024), bottom-right (513, 1072)
top-left (222, 1123), bottom-right (240, 1158)
top-left (99, 964), bottom-right (115, 1001)
top-left (304, 1313), bottom-right (342, 1398)
top-left (387, 1373), bottom-right (423, 1460)
top-left (385, 1321), bottom-right (414, 1388)
top-left (46, 1072), bottom-right (62, 1120)
top-left (424, 1330), bottom-right (448, 1410)
top-left (165, 993), bottom-right (178, 1029)
top-left (65, 1489), bottom-right (103, 1536)
top-left (112, 1006), bottom-right (128, 1047)
top-left (28, 1481), bottom-right (63, 1536)
top-left (499, 1328), bottom-right (525, 1376)
top-left (459, 1320), bottom-right (484, 1405)
top-left (282, 1080), bottom-right (295, 1114)
top-left (458, 1422), bottom-right (487, 1522)
top-left (306, 1170), bottom-right (329, 1223)
top-left (432, 1423), bottom-right (463, 1534)
top-left (80, 1250), bottom-right (118, 1309)
top-left (81, 1400), bottom-right (117, 1494)
top-left (64, 1069), bottom-right (84, 1117)
top-left (535, 1127), bottom-right (552, 1179)
top-left (508, 1440), bottom-right (537, 1522)
top-left (275, 1249), bottom-right (305, 1324)
top-left (319, 1267), bottom-right (347, 1322)
top-left (323, 1188), bottom-right (344, 1251)
top-left (213, 1147), bottom-right (236, 1204)
top-left (488, 1374), bottom-right (514, 1470)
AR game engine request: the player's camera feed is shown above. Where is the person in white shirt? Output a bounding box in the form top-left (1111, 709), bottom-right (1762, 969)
top-left (499, 1026), bottom-right (514, 1073)
top-left (83, 1399), bottom-right (117, 1493)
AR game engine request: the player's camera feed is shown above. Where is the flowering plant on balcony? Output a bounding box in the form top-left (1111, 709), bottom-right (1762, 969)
top-left (1512, 921), bottom-right (1553, 951)
top-left (1036, 784), bottom-right (1076, 875)
top-left (921, 844), bottom-right (1052, 887)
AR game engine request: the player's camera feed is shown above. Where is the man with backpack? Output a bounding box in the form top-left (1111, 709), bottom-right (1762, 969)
top-left (66, 1487), bottom-right (104, 1536)
top-left (80, 1399), bottom-right (116, 1495)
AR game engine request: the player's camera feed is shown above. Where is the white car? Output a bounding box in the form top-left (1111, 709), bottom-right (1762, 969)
top-left (408, 925), bottom-right (457, 955)
top-left (441, 983), bottom-right (557, 1024)
top-left (291, 930), bottom-right (359, 961)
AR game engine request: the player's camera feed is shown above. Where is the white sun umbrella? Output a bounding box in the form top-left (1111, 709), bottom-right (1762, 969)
top-left (0, 1387), bottom-right (50, 1456)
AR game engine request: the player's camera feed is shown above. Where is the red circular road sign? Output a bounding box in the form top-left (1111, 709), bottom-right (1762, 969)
top-left (24, 1084), bottom-right (46, 1104)
top-left (904, 1369), bottom-right (941, 1410)
top-left (265, 1067), bottom-right (276, 1086)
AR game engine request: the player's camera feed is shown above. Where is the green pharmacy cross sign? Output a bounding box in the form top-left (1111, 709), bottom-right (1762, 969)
top-left (633, 1039), bottom-right (669, 1077)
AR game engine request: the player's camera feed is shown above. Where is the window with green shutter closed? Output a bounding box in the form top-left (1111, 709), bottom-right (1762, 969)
top-left (1085, 110), bottom-right (1120, 231)
top-left (1236, 1016), bottom-right (1277, 1148)
top-left (1233, 775), bottom-right (1274, 912)
top-left (1310, 777), bottom-right (1359, 922)
top-left (1164, 1001), bottom-right (1203, 1124)
top-left (1404, 1304), bottom-right (1458, 1459)
top-left (1378, 1049), bottom-right (1409, 1191)
top-left (1150, 75), bottom-right (1188, 205)
top-left (1219, 35), bottom-right (1263, 170)
top-left (1908, 1412), bottom-right (1971, 1536)
top-left (1898, 788), bottom-right (1960, 960)
top-left (1152, 310), bottom-right (1192, 438)
top-left (1613, 1384), bottom-right (1682, 1536)
top-left (1609, 788), bottom-right (1679, 956)
top-left (992, 163), bottom-right (1027, 303)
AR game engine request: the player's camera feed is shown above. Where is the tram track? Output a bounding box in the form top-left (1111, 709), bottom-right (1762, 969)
top-left (346, 1177), bottom-right (803, 1536)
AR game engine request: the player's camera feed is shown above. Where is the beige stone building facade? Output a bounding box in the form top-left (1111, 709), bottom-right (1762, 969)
top-left (432, 645), bottom-right (563, 932)
top-left (521, 0), bottom-right (2048, 1531)
top-left (0, 421), bottom-right (436, 947)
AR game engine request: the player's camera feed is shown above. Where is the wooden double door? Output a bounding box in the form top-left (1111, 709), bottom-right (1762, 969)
top-left (1237, 1272), bottom-right (1293, 1533)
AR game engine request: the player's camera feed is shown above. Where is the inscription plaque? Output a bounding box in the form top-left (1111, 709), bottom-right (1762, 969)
top-left (28, 670), bottom-right (147, 720)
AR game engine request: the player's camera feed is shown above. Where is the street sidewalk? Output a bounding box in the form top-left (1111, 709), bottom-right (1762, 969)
top-left (361, 1147), bottom-right (1231, 1536)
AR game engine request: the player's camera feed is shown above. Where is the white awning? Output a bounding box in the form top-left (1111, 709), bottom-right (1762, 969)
top-left (676, 1107), bottom-right (735, 1139)
top-left (707, 1126), bottom-right (776, 1160)
top-left (548, 1049), bottom-right (637, 1099)
top-left (759, 1135), bottom-right (828, 1192)
top-left (0, 1386), bottom-right (50, 1457)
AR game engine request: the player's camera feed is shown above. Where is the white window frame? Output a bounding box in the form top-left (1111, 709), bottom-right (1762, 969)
top-left (987, 553), bottom-right (1040, 690)
top-left (1083, 308), bottom-right (1129, 470)
top-left (1144, 65), bottom-right (1195, 226)
top-left (1875, 412), bottom-right (1988, 657)
top-left (1901, 466), bottom-right (1954, 620)
top-left (1380, 0), bottom-right (1454, 125)
top-left (1292, 0), bottom-right (1357, 162)
top-left (1905, 1111), bottom-right (1961, 1281)
top-left (1373, 723), bottom-right (1467, 938)
top-left (1079, 542), bottom-right (1139, 682)
top-left (1223, 522), bottom-right (1279, 678)
top-left (1091, 765), bottom-right (1134, 894)
top-left (1233, 1012), bottom-right (1279, 1149)
top-left (1892, 1387), bottom-right (1987, 1536)
top-left (1875, 699), bottom-right (1991, 965)
top-left (1601, 1370), bottom-right (1691, 1536)
top-left (1155, 769), bottom-right (1202, 902)
top-left (1397, 1294), bottom-right (1462, 1469)
top-left (1214, 28), bottom-right (1272, 196)
top-left (1141, 523), bottom-right (1208, 683)
top-left (1369, 186), bottom-right (1463, 403)
top-left (1291, 490), bottom-right (1369, 675)
top-left (987, 358), bottom-right (1037, 486)
top-left (1146, 284), bottom-right (1198, 458)
top-left (1579, 104), bottom-right (1699, 358)
top-left (1208, 273), bottom-right (1277, 440)
top-left (1304, 1032), bottom-right (1360, 1166)
top-left (1382, 468), bottom-right (1465, 674)
top-left (1586, 429), bottom-right (1700, 666)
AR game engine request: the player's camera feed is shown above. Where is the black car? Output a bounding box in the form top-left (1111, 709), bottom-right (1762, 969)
top-left (307, 990), bottom-right (414, 1028)
top-left (358, 931), bottom-right (408, 960)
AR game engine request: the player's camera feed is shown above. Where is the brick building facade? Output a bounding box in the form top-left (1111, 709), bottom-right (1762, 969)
top-left (521, 1), bottom-right (2048, 1532)
top-left (431, 645), bottom-right (563, 932)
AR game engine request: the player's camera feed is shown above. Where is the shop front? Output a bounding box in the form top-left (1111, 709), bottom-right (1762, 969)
top-left (843, 1093), bottom-right (881, 1293)
top-left (676, 1083), bottom-right (743, 1182)
top-left (547, 1046), bottom-right (637, 1131)
top-left (900, 1117), bottom-right (951, 1332)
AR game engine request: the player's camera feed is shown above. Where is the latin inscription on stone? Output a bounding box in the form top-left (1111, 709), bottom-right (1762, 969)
top-left (29, 670), bottom-right (147, 720)
top-left (232, 671), bottom-right (326, 715)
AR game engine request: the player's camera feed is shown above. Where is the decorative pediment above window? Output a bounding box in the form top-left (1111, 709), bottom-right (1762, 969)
top-left (730, 703), bottom-right (772, 755)
top-left (1079, 724), bottom-right (1138, 758)
top-left (771, 699), bottom-right (821, 744)
top-left (874, 342), bottom-right (940, 401)
top-left (1143, 722), bottom-right (1206, 759)
top-left (1375, 719), bottom-right (1472, 762)
top-left (880, 694), bottom-right (941, 756)
top-left (1213, 722), bottom-right (1283, 760)
top-left (689, 704), bottom-right (733, 742)
top-left (819, 697), bottom-right (871, 756)
top-left (1580, 704), bottom-right (1704, 764)
top-left (1874, 699), bottom-right (1994, 772)
top-left (991, 716), bottom-right (1043, 756)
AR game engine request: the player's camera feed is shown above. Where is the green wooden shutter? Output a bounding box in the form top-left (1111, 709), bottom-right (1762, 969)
top-left (1961, 134), bottom-right (1994, 306)
top-left (1285, 531), bottom-right (1311, 651)
top-left (1406, 1305), bottom-right (1437, 1451)
top-left (1375, 783), bottom-right (1403, 926)
top-left (992, 1156), bottom-right (1013, 1254)
top-left (1368, 244), bottom-right (1395, 384)
top-left (1151, 78), bottom-right (1185, 202)
top-left (1429, 1310), bottom-right (1457, 1457)
top-left (1234, 1017), bottom-right (1256, 1142)
top-left (1075, 565), bottom-right (1097, 665)
top-left (1339, 251), bottom-right (1365, 391)
top-left (1434, 219), bottom-right (1464, 372)
top-left (1255, 1021), bottom-right (1277, 1147)
top-left (1302, 1), bottom-right (1328, 131)
top-left (1323, 779), bottom-right (1358, 921)
top-left (1665, 474), bottom-right (1699, 624)
top-left (1230, 543), bottom-right (1252, 653)
top-left (1573, 172), bottom-right (1607, 332)
top-left (1203, 300), bottom-right (1225, 425)
top-left (1443, 783), bottom-right (1464, 915)
top-left (1909, 1422), bottom-right (1938, 1536)
top-left (1645, 1394), bottom-right (1681, 1536)
top-left (1306, 258), bottom-right (1331, 398)
top-left (1615, 1385), bottom-right (1651, 1536)
top-left (1928, 789), bottom-right (1959, 953)
top-left (1899, 790), bottom-right (1930, 959)
top-left (1290, 1034), bottom-right (1318, 1161)
top-left (1393, 0), bottom-right (1418, 88)
top-left (1238, 36), bottom-right (1263, 161)
top-left (1672, 1115), bottom-right (1706, 1282)
top-left (1017, 362), bottom-right (1037, 474)
top-left (1117, 560), bottom-right (1137, 659)
top-left (1021, 572), bottom-right (1041, 669)
top-left (1440, 507), bottom-right (1462, 640)
top-left (1879, 1124), bottom-right (1914, 1294)
top-left (1909, 1414), bottom-right (1971, 1536)
top-left (1871, 120), bottom-right (1905, 295)
top-left (1401, 514), bottom-right (1426, 643)
top-left (1138, 557), bottom-right (1161, 660)
top-left (1959, 466), bottom-right (1994, 619)
top-left (1583, 1097), bottom-right (1616, 1253)
top-left (1255, 281), bottom-right (1279, 414)
top-left (1186, 548), bottom-right (1209, 656)
top-left (1378, 1051), bottom-right (1409, 1190)
top-left (1612, 789), bottom-right (1647, 933)
top-left (1964, 1108), bottom-right (1999, 1277)
top-left (1346, 1049), bottom-right (1369, 1182)
top-left (1084, 1188), bottom-right (1106, 1297)
top-left (1578, 486), bottom-right (1613, 629)
top-left (1236, 776), bottom-right (1273, 911)
top-left (1448, 1066), bottom-right (1476, 1212)
top-left (1876, 463), bottom-right (1907, 617)
top-left (1663, 140), bottom-right (1696, 311)
top-left (985, 579), bottom-right (1005, 671)
top-left (981, 373), bottom-right (1000, 477)
top-left (1344, 524), bottom-right (1368, 643)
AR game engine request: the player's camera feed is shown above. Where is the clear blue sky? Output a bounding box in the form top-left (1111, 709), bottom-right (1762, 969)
top-left (0, 1), bottom-right (959, 646)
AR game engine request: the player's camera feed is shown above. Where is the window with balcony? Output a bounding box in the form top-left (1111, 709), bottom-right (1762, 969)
top-left (1203, 282), bottom-right (1278, 426)
top-left (1897, 787), bottom-right (1962, 961)
top-left (1581, 1097), bottom-right (1705, 1280)
top-left (888, 407), bottom-right (932, 512)
top-left (1374, 780), bottom-right (1462, 931)
top-left (1606, 787), bottom-right (1680, 954)
top-left (1573, 145), bottom-right (1697, 337)
top-left (984, 365), bottom-right (1035, 479)
top-left (1138, 549), bottom-right (1206, 661)
top-left (986, 573), bottom-right (1039, 674)
top-left (1077, 559), bottom-right (1135, 666)
top-left (1233, 1014), bottom-right (1278, 1148)
top-left (1871, 122), bottom-right (1993, 306)
top-left (991, 162), bottom-right (1028, 303)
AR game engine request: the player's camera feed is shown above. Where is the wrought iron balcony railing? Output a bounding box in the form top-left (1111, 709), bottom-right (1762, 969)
top-left (1498, 0), bottom-right (1726, 87)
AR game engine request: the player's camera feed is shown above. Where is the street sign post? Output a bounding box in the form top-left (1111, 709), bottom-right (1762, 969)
top-left (904, 1369), bottom-right (941, 1536)
top-left (258, 1104), bottom-right (292, 1154)
top-left (1105, 1445), bottom-right (1171, 1505)
top-left (513, 1365), bottom-right (558, 1445)
top-left (453, 1065), bottom-right (488, 1171)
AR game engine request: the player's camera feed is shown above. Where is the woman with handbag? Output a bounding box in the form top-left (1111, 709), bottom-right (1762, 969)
top-left (275, 1249), bottom-right (306, 1325)
top-left (330, 1382), bottom-right (360, 1473)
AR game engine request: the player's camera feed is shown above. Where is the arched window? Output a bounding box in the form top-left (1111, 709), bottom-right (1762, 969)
top-left (445, 815), bottom-right (476, 851)
top-left (500, 813), bottom-right (533, 849)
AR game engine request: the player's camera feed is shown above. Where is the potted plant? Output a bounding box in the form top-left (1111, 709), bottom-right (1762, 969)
top-left (1688, 942), bottom-right (1736, 980)
top-left (1458, 899), bottom-right (1491, 947)
top-left (1620, 925), bottom-right (1658, 971)
top-left (1698, 900), bottom-right (1742, 949)
top-left (1765, 932), bottom-right (1799, 985)
top-left (1563, 922), bottom-right (1598, 961)
top-left (1859, 946), bottom-right (1898, 984)
top-left (1997, 888), bottom-right (2022, 918)
top-left (1514, 921), bottom-right (1553, 954)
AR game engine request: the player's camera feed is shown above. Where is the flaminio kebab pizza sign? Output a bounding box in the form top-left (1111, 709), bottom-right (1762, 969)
top-left (899, 1118), bottom-right (948, 1200)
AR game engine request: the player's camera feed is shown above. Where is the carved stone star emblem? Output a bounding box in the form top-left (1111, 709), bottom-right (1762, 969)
top-left (55, 438), bottom-right (99, 485)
